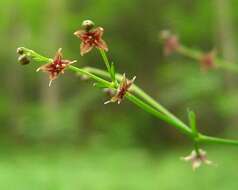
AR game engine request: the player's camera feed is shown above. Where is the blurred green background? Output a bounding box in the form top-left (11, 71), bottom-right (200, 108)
top-left (1, 0), bottom-right (238, 189)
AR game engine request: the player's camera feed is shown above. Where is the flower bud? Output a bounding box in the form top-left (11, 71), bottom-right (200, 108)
top-left (82, 20), bottom-right (95, 31)
top-left (18, 54), bottom-right (30, 65)
top-left (160, 30), bottom-right (171, 40)
top-left (17, 47), bottom-right (24, 55)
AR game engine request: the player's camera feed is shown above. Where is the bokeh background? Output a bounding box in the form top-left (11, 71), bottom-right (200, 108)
top-left (1, 0), bottom-right (238, 189)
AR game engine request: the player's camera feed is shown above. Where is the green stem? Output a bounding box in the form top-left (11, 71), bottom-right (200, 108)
top-left (176, 45), bottom-right (238, 73)
top-left (18, 47), bottom-right (238, 147)
top-left (187, 110), bottom-right (200, 154)
top-left (83, 67), bottom-right (189, 130)
top-left (194, 142), bottom-right (200, 155)
top-left (98, 49), bottom-right (114, 81)
top-left (70, 67), bottom-right (192, 136)
top-left (20, 47), bottom-right (52, 63)
top-left (199, 134), bottom-right (238, 145)
top-left (69, 65), bottom-right (113, 88)
top-left (82, 66), bottom-right (238, 146)
top-left (126, 93), bottom-right (192, 137)
top-left (96, 51), bottom-right (189, 129)
top-left (177, 45), bottom-right (202, 60)
top-left (187, 110), bottom-right (198, 137)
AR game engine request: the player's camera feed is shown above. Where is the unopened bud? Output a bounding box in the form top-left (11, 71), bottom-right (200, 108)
top-left (82, 20), bottom-right (95, 31)
top-left (17, 47), bottom-right (24, 55)
top-left (160, 30), bottom-right (171, 40)
top-left (18, 54), bottom-right (30, 65)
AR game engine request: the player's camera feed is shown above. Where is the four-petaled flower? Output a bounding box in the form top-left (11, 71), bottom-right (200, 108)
top-left (104, 74), bottom-right (136, 104)
top-left (74, 20), bottom-right (108, 56)
top-left (36, 48), bottom-right (76, 86)
top-left (181, 149), bottom-right (212, 170)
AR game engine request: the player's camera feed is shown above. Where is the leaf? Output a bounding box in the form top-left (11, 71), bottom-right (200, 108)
top-left (93, 82), bottom-right (108, 89)
top-left (110, 62), bottom-right (116, 82)
top-left (187, 109), bottom-right (198, 136)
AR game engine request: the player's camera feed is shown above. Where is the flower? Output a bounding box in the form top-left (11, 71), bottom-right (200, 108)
top-left (160, 30), bottom-right (180, 55)
top-left (36, 48), bottom-right (76, 86)
top-left (104, 74), bottom-right (136, 104)
top-left (181, 149), bottom-right (212, 170)
top-left (200, 51), bottom-right (216, 71)
top-left (74, 20), bottom-right (108, 56)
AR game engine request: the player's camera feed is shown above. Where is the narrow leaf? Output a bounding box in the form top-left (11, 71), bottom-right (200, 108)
top-left (187, 109), bottom-right (198, 136)
top-left (93, 82), bottom-right (108, 89)
top-left (110, 62), bottom-right (116, 82)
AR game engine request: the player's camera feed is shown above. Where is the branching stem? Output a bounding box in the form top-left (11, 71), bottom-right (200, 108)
top-left (177, 45), bottom-right (238, 73)
top-left (19, 47), bottom-right (238, 147)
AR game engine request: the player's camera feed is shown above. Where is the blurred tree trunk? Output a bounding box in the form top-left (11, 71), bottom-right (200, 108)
top-left (39, 0), bottom-right (65, 140)
top-left (214, 0), bottom-right (238, 133)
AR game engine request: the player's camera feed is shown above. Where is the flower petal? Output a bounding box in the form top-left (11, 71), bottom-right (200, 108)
top-left (80, 42), bottom-right (93, 56)
top-left (192, 160), bottom-right (202, 171)
top-left (93, 27), bottom-right (104, 38)
top-left (127, 76), bottom-right (136, 89)
top-left (181, 155), bottom-right (193, 162)
top-left (55, 48), bottom-right (62, 58)
top-left (95, 39), bottom-right (108, 51)
top-left (36, 63), bottom-right (51, 72)
top-left (74, 30), bottom-right (86, 40)
top-left (204, 159), bottom-right (212, 165)
top-left (119, 73), bottom-right (127, 89)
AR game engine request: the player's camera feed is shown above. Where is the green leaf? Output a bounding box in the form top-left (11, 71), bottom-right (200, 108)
top-left (110, 62), bottom-right (116, 82)
top-left (93, 82), bottom-right (108, 89)
top-left (187, 109), bottom-right (198, 137)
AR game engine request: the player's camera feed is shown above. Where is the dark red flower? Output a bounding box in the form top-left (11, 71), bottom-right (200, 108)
top-left (36, 48), bottom-right (76, 86)
top-left (74, 20), bottom-right (108, 56)
top-left (200, 51), bottom-right (216, 71)
top-left (104, 74), bottom-right (136, 104)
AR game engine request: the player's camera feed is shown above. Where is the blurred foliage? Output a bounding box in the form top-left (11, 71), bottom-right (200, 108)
top-left (1, 0), bottom-right (238, 188)
top-left (0, 145), bottom-right (237, 190)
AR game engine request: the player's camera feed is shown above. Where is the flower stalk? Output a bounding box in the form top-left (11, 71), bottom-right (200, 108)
top-left (80, 66), bottom-right (238, 146)
top-left (160, 31), bottom-right (238, 73)
top-left (14, 19), bottom-right (238, 171)
top-left (17, 47), bottom-right (238, 148)
top-left (187, 110), bottom-right (200, 155)
top-left (99, 49), bottom-right (117, 84)
top-left (83, 66), bottom-right (238, 146)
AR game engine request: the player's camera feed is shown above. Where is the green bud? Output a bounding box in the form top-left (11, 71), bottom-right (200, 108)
top-left (17, 47), bottom-right (24, 55)
top-left (18, 54), bottom-right (30, 65)
top-left (82, 20), bottom-right (95, 31)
